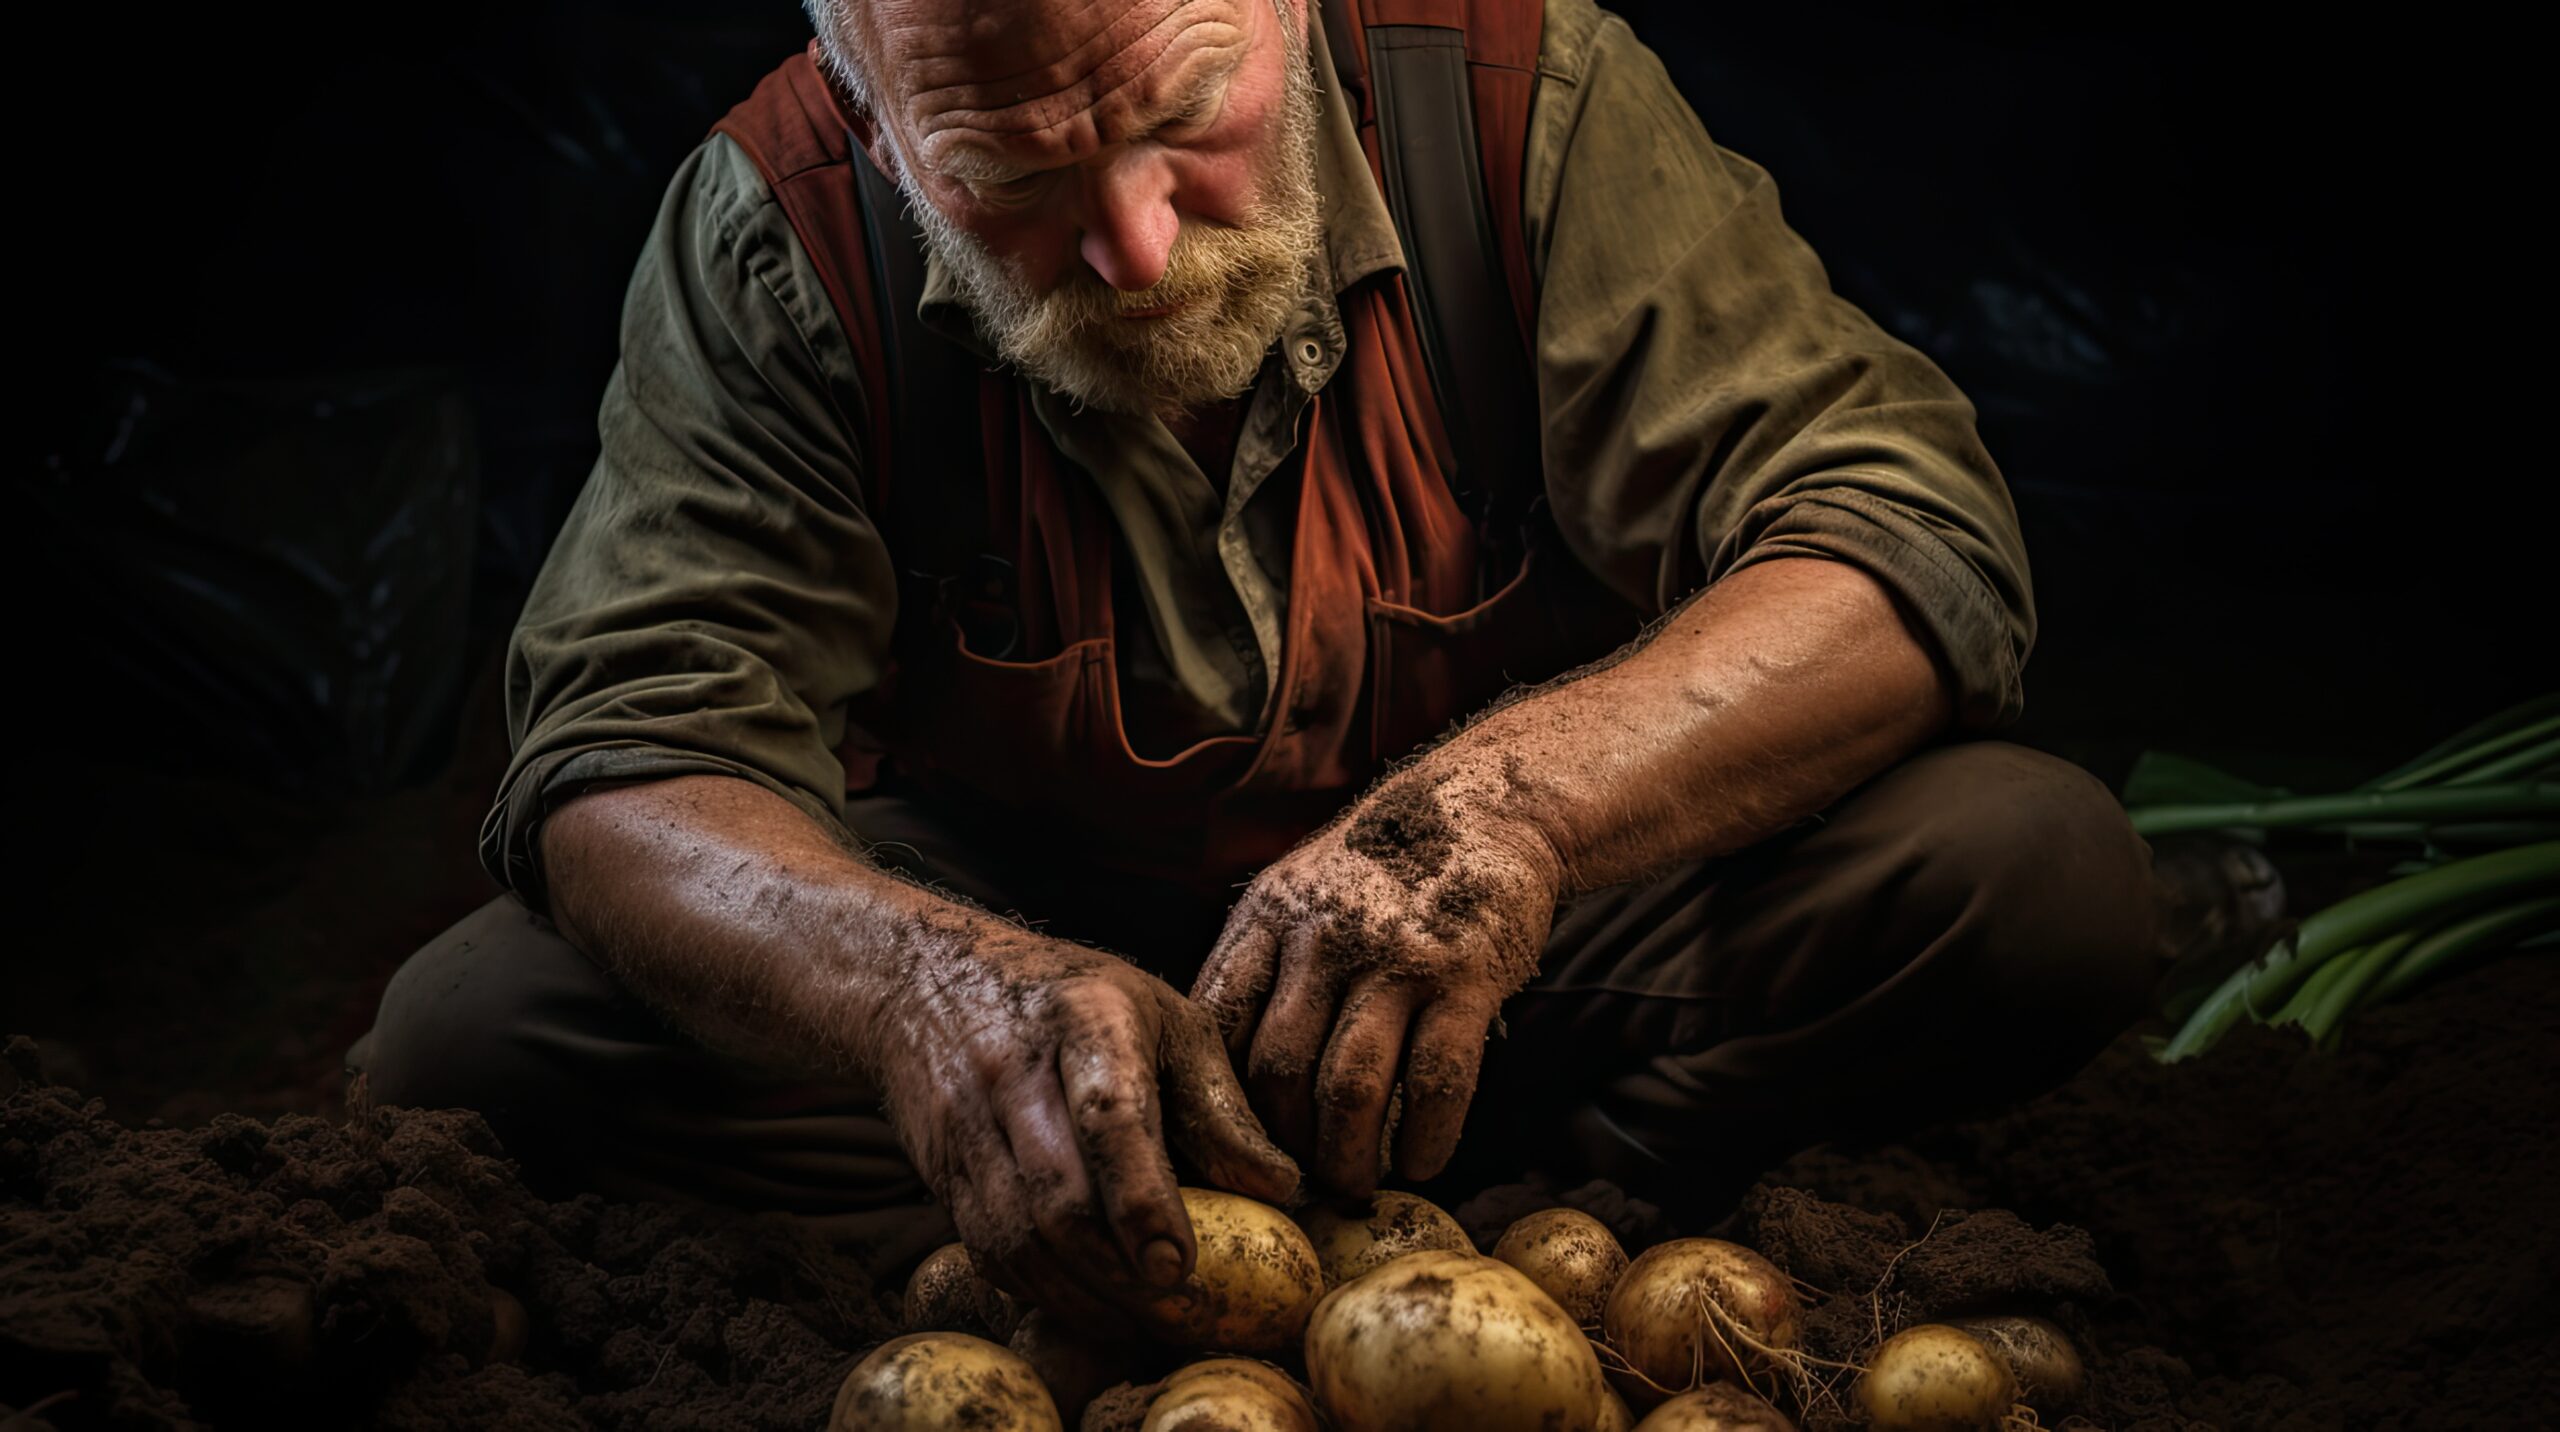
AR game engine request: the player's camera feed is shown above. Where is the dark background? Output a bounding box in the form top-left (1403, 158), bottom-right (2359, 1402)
top-left (16, 3), bottom-right (2545, 1111)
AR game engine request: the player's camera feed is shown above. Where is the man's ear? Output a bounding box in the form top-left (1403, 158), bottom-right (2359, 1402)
top-left (803, 37), bottom-right (901, 183)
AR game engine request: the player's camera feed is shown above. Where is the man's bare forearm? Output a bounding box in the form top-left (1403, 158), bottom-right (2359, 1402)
top-left (540, 775), bottom-right (986, 1079)
top-left (1419, 557), bottom-right (1957, 895)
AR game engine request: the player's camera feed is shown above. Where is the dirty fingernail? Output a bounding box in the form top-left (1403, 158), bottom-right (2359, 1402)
top-left (1141, 1238), bottom-right (1184, 1287)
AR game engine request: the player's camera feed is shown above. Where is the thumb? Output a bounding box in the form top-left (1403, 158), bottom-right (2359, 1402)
top-left (1160, 1003), bottom-right (1301, 1207)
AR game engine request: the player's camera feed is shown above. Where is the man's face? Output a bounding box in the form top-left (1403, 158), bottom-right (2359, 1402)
top-left (849, 0), bottom-right (1323, 417)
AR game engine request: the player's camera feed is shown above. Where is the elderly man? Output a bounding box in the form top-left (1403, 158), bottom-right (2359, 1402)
top-left (354, 0), bottom-right (2159, 1319)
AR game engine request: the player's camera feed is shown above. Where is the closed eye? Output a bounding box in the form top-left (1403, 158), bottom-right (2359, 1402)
top-left (964, 171), bottom-right (1056, 207)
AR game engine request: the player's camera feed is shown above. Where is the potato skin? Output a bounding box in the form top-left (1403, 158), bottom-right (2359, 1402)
top-left (1949, 1314), bottom-right (2085, 1410)
top-left (1008, 1307), bottom-right (1148, 1424)
top-left (1304, 1250), bottom-right (1619, 1432)
top-left (831, 1332), bottom-right (1064, 1432)
top-left (901, 1242), bottom-right (1019, 1341)
top-left (1491, 1207), bottom-right (1629, 1325)
top-left (1629, 1384), bottom-right (1799, 1430)
top-left (1142, 1189), bottom-right (1328, 1353)
top-left (1142, 1358), bottom-right (1321, 1432)
top-left (1298, 1191), bottom-right (1474, 1289)
top-left (1854, 1324), bottom-right (2016, 1432)
top-left (1603, 1239), bottom-right (1801, 1403)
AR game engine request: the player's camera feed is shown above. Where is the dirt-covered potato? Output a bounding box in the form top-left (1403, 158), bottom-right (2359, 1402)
top-left (1949, 1314), bottom-right (2085, 1411)
top-left (902, 1242), bottom-right (1019, 1341)
top-left (1490, 1207), bottom-right (1628, 1326)
top-left (1297, 1191), bottom-right (1474, 1289)
top-left (1854, 1323), bottom-right (2016, 1432)
top-left (1007, 1307), bottom-right (1150, 1424)
top-left (1628, 1383), bottom-right (1798, 1430)
top-left (1602, 1239), bottom-right (1801, 1405)
top-left (1141, 1358), bottom-right (1321, 1432)
top-left (1142, 1189), bottom-right (1328, 1353)
top-left (1304, 1250), bottom-right (1619, 1431)
top-left (832, 1332), bottom-right (1063, 1431)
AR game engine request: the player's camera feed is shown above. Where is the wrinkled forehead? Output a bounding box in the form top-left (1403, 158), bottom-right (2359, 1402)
top-left (869, 0), bottom-right (1259, 163)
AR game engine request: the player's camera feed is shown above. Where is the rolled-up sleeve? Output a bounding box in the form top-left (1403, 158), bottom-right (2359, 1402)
top-left (480, 134), bottom-right (897, 909)
top-left (1526, 0), bottom-right (2034, 729)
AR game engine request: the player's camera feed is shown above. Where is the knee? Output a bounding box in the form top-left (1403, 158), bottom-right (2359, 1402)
top-left (1895, 742), bottom-right (2160, 1021)
top-left (353, 895), bottom-right (616, 1134)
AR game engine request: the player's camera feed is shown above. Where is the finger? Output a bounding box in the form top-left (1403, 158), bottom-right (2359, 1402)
top-left (964, 1140), bottom-right (1127, 1326)
top-left (1160, 1000), bottom-right (1302, 1206)
top-left (991, 1065), bottom-right (1122, 1285)
top-left (1192, 917), bottom-right (1281, 1059)
top-left (1058, 1004), bottom-right (1193, 1289)
top-left (1246, 938), bottom-right (1341, 1159)
top-left (1314, 981), bottom-right (1419, 1197)
top-left (1392, 992), bottom-right (1499, 1182)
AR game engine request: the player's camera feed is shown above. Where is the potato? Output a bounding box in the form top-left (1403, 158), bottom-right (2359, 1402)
top-left (1949, 1314), bottom-right (2085, 1411)
top-left (902, 1241), bottom-right (1019, 1341)
top-left (1602, 1240), bottom-right (1801, 1404)
top-left (1297, 1191), bottom-right (1474, 1289)
top-left (832, 1332), bottom-right (1063, 1431)
top-left (1629, 1384), bottom-right (1799, 1430)
top-left (1491, 1207), bottom-right (1628, 1325)
top-left (1135, 1188), bottom-right (1327, 1353)
top-left (1008, 1307), bottom-right (1149, 1424)
top-left (1853, 1323), bottom-right (2016, 1432)
top-left (1304, 1249), bottom-right (1619, 1431)
top-left (1142, 1358), bottom-right (1321, 1432)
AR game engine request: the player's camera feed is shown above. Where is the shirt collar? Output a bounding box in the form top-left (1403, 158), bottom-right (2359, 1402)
top-left (915, 4), bottom-right (1405, 360)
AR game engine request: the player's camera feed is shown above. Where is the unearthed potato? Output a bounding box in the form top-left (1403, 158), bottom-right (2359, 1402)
top-left (1297, 1191), bottom-right (1474, 1289)
top-left (1008, 1307), bottom-right (1149, 1424)
top-left (831, 1332), bottom-right (1063, 1431)
top-left (1629, 1384), bottom-right (1799, 1430)
top-left (1603, 1240), bottom-right (1801, 1404)
top-left (1142, 1358), bottom-right (1321, 1432)
top-left (1949, 1314), bottom-right (2085, 1411)
top-left (1304, 1250), bottom-right (1619, 1431)
top-left (902, 1242), bottom-right (1019, 1341)
top-left (1143, 1189), bottom-right (1328, 1353)
top-left (1491, 1207), bottom-right (1629, 1325)
top-left (1854, 1324), bottom-right (2016, 1432)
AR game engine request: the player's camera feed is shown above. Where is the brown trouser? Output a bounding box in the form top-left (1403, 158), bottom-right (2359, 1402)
top-left (350, 741), bottom-right (2158, 1255)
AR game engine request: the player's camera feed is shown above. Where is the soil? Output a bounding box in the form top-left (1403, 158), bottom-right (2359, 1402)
top-left (0, 1037), bottom-right (895, 1430)
top-left (9, 952), bottom-right (2552, 1428)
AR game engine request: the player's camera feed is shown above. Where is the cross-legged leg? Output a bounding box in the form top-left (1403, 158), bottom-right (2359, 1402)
top-left (1447, 740), bottom-right (2160, 1206)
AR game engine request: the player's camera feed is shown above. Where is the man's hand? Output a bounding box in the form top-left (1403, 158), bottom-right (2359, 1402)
top-left (1191, 764), bottom-right (1564, 1195)
top-left (876, 917), bottom-right (1301, 1322)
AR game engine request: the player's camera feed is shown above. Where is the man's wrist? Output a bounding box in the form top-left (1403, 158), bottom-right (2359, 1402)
top-left (1383, 735), bottom-right (1576, 905)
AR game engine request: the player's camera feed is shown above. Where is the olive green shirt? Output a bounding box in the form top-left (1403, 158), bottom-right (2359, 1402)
top-left (483, 0), bottom-right (2034, 906)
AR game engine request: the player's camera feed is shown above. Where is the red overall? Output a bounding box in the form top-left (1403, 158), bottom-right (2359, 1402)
top-left (709, 1), bottom-right (1638, 892)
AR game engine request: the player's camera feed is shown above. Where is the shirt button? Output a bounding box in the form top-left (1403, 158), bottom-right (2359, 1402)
top-left (1295, 338), bottom-right (1323, 367)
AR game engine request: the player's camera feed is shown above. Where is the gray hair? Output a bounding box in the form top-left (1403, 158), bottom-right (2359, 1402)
top-left (802, 0), bottom-right (876, 115)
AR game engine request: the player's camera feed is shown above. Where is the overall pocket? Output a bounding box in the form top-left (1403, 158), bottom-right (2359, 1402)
top-left (1365, 546), bottom-right (1560, 763)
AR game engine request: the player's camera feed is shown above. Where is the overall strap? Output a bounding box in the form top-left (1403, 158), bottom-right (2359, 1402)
top-left (1324, 0), bottom-right (1545, 558)
top-left (713, 50), bottom-right (1005, 645)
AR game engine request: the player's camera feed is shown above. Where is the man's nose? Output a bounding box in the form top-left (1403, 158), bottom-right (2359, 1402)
top-left (1074, 153), bottom-right (1181, 291)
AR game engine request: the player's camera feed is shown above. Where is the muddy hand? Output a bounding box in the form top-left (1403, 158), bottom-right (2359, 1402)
top-left (1191, 764), bottom-right (1564, 1196)
top-left (875, 920), bottom-right (1298, 1322)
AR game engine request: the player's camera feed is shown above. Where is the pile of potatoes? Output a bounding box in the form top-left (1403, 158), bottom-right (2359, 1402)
top-left (833, 1188), bottom-right (2086, 1431)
